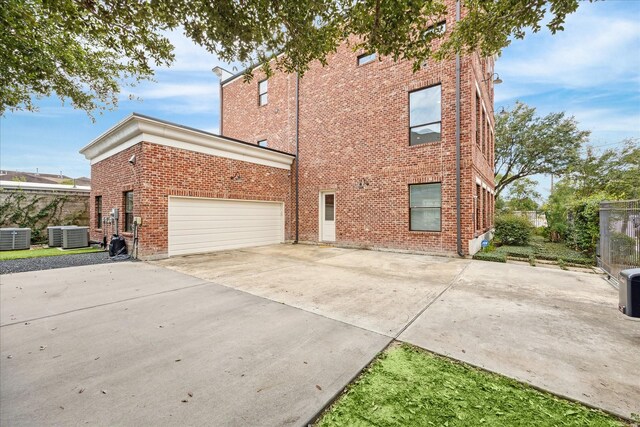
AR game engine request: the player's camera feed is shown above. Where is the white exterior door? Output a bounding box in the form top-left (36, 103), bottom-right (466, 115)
top-left (320, 192), bottom-right (336, 242)
top-left (168, 197), bottom-right (284, 256)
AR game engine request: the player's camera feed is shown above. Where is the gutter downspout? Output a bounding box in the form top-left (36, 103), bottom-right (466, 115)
top-left (294, 73), bottom-right (300, 243)
top-left (219, 82), bottom-right (224, 135)
top-left (455, 0), bottom-right (464, 257)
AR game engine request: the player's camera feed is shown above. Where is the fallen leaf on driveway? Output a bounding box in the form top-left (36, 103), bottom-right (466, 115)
top-left (78, 388), bottom-right (85, 394)
top-left (187, 392), bottom-right (193, 397)
top-left (39, 346), bottom-right (47, 351)
top-left (316, 385), bottom-right (322, 391)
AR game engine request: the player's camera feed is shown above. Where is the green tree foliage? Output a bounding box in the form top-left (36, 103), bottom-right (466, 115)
top-left (494, 214), bottom-right (533, 246)
top-left (569, 139), bottom-right (640, 200)
top-left (2, 0), bottom-right (591, 115)
top-left (1, 0), bottom-right (176, 117)
top-left (566, 193), bottom-right (608, 253)
top-left (543, 138), bottom-right (638, 252)
top-left (505, 177), bottom-right (541, 211)
top-left (544, 181), bottom-right (574, 242)
top-left (494, 101), bottom-right (590, 197)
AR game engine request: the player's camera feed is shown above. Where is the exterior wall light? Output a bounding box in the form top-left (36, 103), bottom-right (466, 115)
top-left (483, 73), bottom-right (503, 85)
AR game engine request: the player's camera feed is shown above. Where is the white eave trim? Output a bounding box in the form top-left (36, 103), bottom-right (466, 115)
top-left (0, 180), bottom-right (90, 192)
top-left (79, 114), bottom-right (295, 170)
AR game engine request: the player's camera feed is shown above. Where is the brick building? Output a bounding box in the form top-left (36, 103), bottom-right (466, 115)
top-left (81, 4), bottom-right (495, 260)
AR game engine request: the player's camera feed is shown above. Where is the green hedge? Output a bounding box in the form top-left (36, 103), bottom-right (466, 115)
top-left (494, 214), bottom-right (533, 246)
top-left (493, 241), bottom-right (594, 266)
top-left (472, 251), bottom-right (507, 263)
top-left (495, 245), bottom-right (535, 259)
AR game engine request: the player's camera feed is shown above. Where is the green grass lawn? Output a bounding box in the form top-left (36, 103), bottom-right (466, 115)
top-left (0, 246), bottom-right (103, 261)
top-left (316, 344), bottom-right (623, 427)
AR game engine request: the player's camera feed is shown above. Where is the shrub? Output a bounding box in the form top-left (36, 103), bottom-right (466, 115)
top-left (566, 194), bottom-right (606, 254)
top-left (473, 251), bottom-right (507, 263)
top-left (494, 214), bottom-right (533, 246)
top-left (562, 256), bottom-right (596, 266)
top-left (610, 232), bottom-right (637, 259)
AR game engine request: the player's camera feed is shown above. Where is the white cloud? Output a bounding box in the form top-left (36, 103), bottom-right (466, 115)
top-left (496, 4), bottom-right (640, 94)
top-left (572, 107), bottom-right (640, 134)
top-left (158, 29), bottom-right (241, 74)
top-left (126, 82), bottom-right (219, 100)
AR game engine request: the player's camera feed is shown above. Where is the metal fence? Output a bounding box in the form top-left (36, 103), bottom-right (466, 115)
top-left (513, 210), bottom-right (548, 228)
top-left (598, 200), bottom-right (640, 285)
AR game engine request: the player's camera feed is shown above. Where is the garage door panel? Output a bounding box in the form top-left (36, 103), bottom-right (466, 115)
top-left (168, 197), bottom-right (284, 256)
top-left (170, 228), bottom-right (283, 243)
top-left (169, 217), bottom-right (283, 226)
top-left (170, 236), bottom-right (281, 251)
top-left (169, 226), bottom-right (283, 236)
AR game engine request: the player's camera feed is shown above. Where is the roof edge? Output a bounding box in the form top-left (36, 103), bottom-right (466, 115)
top-left (79, 114), bottom-right (295, 170)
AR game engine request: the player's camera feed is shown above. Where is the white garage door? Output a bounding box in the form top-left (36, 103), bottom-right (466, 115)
top-left (168, 197), bottom-right (284, 256)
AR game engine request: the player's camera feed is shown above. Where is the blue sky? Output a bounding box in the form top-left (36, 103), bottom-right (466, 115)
top-left (1, 0), bottom-right (639, 197)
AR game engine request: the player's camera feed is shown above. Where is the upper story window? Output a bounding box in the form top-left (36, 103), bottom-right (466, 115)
top-left (124, 191), bottom-right (133, 232)
top-left (357, 53), bottom-right (377, 66)
top-left (258, 79), bottom-right (268, 106)
top-left (409, 84), bottom-right (441, 145)
top-left (423, 21), bottom-right (446, 41)
top-left (258, 139), bottom-right (268, 147)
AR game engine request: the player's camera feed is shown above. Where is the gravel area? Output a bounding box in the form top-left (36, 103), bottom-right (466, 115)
top-left (0, 251), bottom-right (131, 274)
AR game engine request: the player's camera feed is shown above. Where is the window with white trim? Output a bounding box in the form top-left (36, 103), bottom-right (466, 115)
top-left (357, 53), bottom-right (377, 66)
top-left (258, 79), bottom-right (268, 106)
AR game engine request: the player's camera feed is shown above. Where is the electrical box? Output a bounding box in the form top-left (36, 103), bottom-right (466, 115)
top-left (133, 217), bottom-right (142, 225)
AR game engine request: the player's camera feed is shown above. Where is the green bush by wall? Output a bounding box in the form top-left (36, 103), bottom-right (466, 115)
top-left (494, 214), bottom-right (533, 246)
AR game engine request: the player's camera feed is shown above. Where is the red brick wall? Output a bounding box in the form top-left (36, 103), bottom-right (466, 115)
top-left (89, 145), bottom-right (142, 250)
top-left (221, 69), bottom-right (297, 154)
top-left (221, 8), bottom-right (495, 254)
top-left (90, 142), bottom-right (292, 259)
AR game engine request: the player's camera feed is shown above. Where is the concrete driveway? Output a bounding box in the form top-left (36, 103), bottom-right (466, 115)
top-left (0, 262), bottom-right (390, 426)
top-left (155, 244), bottom-right (469, 336)
top-left (2, 244), bottom-right (639, 425)
top-left (156, 244), bottom-right (640, 419)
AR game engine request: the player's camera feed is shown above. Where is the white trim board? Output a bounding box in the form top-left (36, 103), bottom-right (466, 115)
top-left (0, 180), bottom-right (90, 193)
top-left (79, 114), bottom-right (295, 170)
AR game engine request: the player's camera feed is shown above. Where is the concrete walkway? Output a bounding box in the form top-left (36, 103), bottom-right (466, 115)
top-left (399, 260), bottom-right (640, 419)
top-left (1, 263), bottom-right (390, 426)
